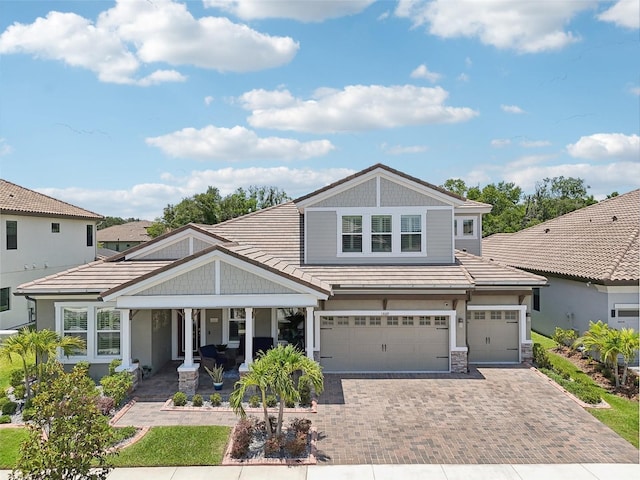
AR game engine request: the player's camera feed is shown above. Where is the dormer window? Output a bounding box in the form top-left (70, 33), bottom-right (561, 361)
top-left (342, 216), bottom-right (363, 253)
top-left (454, 216), bottom-right (477, 239)
top-left (371, 215), bottom-right (392, 252)
top-left (401, 215), bottom-right (421, 252)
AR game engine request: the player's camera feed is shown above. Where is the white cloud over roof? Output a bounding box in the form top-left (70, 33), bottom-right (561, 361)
top-left (566, 133), bottom-right (640, 161)
top-left (395, 0), bottom-right (595, 53)
top-left (0, 0), bottom-right (298, 85)
top-left (241, 85), bottom-right (478, 133)
top-left (204, 0), bottom-right (375, 22)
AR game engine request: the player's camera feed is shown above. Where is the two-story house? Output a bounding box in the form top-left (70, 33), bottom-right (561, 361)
top-left (16, 165), bottom-right (546, 393)
top-left (1, 179), bottom-right (103, 330)
top-left (97, 220), bottom-right (153, 252)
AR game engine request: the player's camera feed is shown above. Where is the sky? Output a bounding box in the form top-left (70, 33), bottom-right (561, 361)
top-left (0, 0), bottom-right (638, 221)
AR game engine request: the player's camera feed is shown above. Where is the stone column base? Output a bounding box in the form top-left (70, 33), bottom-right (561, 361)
top-left (521, 342), bottom-right (533, 362)
top-left (177, 364), bottom-right (200, 396)
top-left (451, 350), bottom-right (468, 373)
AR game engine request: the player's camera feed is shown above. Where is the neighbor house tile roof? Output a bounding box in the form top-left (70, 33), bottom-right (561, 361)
top-left (97, 221), bottom-right (153, 243)
top-left (0, 179), bottom-right (103, 219)
top-left (482, 189), bottom-right (640, 284)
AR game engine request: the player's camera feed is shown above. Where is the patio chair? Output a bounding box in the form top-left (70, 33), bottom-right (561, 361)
top-left (198, 344), bottom-right (225, 371)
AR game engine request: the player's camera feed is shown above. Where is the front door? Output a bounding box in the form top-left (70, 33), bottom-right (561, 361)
top-left (177, 309), bottom-right (202, 358)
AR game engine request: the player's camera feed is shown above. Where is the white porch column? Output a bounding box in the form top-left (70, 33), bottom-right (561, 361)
top-left (184, 308), bottom-right (194, 367)
top-left (119, 308), bottom-right (132, 368)
top-left (245, 308), bottom-right (254, 364)
top-left (305, 307), bottom-right (314, 360)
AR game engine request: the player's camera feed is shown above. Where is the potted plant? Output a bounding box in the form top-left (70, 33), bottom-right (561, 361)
top-left (205, 364), bottom-right (225, 390)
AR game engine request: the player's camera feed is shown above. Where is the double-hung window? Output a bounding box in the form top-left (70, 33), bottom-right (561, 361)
top-left (401, 215), bottom-right (421, 252)
top-left (342, 216), bottom-right (362, 253)
top-left (371, 215), bottom-right (392, 252)
top-left (57, 303), bottom-right (121, 361)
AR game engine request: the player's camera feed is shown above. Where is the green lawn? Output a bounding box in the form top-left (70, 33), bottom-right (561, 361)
top-left (0, 428), bottom-right (29, 468)
top-left (532, 331), bottom-right (639, 448)
top-left (113, 426), bottom-right (231, 467)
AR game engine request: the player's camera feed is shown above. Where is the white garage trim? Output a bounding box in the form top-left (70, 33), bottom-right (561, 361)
top-left (467, 304), bottom-right (527, 362)
top-left (315, 309), bottom-right (456, 372)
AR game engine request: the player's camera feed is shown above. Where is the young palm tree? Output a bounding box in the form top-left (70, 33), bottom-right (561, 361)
top-left (618, 328), bottom-right (640, 386)
top-left (600, 328), bottom-right (623, 388)
top-left (31, 329), bottom-right (86, 382)
top-left (229, 344), bottom-right (324, 437)
top-left (573, 320), bottom-right (610, 360)
top-left (0, 328), bottom-right (36, 400)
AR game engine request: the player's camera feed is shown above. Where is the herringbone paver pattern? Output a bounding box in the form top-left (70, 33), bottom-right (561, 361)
top-left (113, 366), bottom-right (639, 465)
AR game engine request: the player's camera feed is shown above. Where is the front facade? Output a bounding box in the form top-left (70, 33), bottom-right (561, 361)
top-left (0, 179), bottom-right (102, 329)
top-left (17, 165), bottom-right (546, 393)
top-left (483, 189), bottom-right (639, 339)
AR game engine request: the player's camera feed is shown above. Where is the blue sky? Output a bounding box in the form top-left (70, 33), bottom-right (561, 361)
top-left (1, 0), bottom-right (638, 220)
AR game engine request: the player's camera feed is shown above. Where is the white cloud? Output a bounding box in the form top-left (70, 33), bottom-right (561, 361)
top-left (457, 73), bottom-right (470, 82)
top-left (465, 57), bottom-right (472, 68)
top-left (204, 96), bottom-right (214, 106)
top-left (381, 143), bottom-right (429, 155)
top-left (0, 0), bottom-right (299, 85)
top-left (597, 0), bottom-right (640, 29)
top-left (146, 125), bottom-right (335, 161)
top-left (629, 86), bottom-right (640, 96)
top-left (491, 139), bottom-right (511, 148)
top-left (241, 85), bottom-right (478, 133)
top-left (395, 0), bottom-right (595, 53)
top-left (410, 64), bottom-right (442, 83)
top-left (566, 133), bottom-right (640, 161)
top-left (203, 0), bottom-right (375, 22)
top-left (520, 140), bottom-right (551, 148)
top-left (501, 104), bottom-right (526, 114)
top-left (0, 138), bottom-right (13, 156)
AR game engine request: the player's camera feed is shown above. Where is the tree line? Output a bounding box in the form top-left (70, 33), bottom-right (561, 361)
top-left (100, 176), bottom-right (609, 239)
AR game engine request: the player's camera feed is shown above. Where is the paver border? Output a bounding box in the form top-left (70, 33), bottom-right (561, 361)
top-left (160, 398), bottom-right (318, 414)
top-left (528, 366), bottom-right (611, 409)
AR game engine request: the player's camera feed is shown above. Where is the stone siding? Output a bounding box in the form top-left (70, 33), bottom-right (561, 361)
top-left (450, 350), bottom-right (468, 373)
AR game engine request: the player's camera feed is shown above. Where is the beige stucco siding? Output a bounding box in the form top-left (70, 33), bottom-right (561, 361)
top-left (380, 178), bottom-right (448, 207)
top-left (151, 309), bottom-right (172, 371)
top-left (35, 299), bottom-right (56, 331)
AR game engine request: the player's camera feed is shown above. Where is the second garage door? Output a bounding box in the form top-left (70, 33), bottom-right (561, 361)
top-left (467, 310), bottom-right (520, 363)
top-left (319, 314), bottom-right (449, 372)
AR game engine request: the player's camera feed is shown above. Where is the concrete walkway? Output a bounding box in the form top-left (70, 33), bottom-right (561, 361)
top-left (2, 463), bottom-right (639, 480)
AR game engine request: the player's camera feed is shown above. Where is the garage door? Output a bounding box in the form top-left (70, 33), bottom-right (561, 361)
top-left (467, 310), bottom-right (519, 363)
top-left (319, 314), bottom-right (449, 372)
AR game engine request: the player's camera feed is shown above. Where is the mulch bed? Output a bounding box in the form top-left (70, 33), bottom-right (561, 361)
top-left (552, 347), bottom-right (639, 401)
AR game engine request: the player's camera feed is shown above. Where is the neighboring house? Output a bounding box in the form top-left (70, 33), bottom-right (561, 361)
top-left (97, 220), bottom-right (153, 252)
top-left (16, 164), bottom-right (546, 393)
top-left (483, 189), bottom-right (639, 339)
top-left (0, 179), bottom-right (103, 330)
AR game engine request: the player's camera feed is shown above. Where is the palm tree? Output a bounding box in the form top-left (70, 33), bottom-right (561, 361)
top-left (31, 329), bottom-right (85, 382)
top-left (229, 344), bottom-right (324, 437)
top-left (600, 328), bottom-right (623, 388)
top-left (618, 328), bottom-right (640, 386)
top-left (573, 320), bottom-right (610, 360)
top-left (0, 328), bottom-right (36, 400)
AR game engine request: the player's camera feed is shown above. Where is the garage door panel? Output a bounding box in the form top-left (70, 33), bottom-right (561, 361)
top-left (468, 311), bottom-right (519, 363)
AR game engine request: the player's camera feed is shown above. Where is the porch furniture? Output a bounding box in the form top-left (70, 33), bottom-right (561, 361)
top-left (238, 335), bottom-right (275, 359)
top-left (198, 344), bottom-right (225, 371)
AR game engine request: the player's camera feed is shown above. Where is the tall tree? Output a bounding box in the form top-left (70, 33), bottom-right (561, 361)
top-left (523, 176), bottom-right (596, 226)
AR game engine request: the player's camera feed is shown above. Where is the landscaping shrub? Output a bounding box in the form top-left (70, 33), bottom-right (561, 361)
top-left (266, 394), bottom-right (277, 408)
top-left (285, 432), bottom-right (308, 457)
top-left (108, 359), bottom-right (122, 376)
top-left (10, 369), bottom-right (24, 388)
top-left (291, 417), bottom-right (312, 434)
top-left (264, 434), bottom-right (284, 457)
top-left (540, 368), bottom-right (601, 405)
top-left (248, 394), bottom-right (260, 408)
top-left (285, 399), bottom-right (295, 408)
top-left (100, 371), bottom-right (133, 406)
top-left (552, 327), bottom-right (577, 349)
top-left (0, 414), bottom-right (10, 424)
top-left (231, 418), bottom-right (254, 458)
top-left (96, 396), bottom-right (116, 416)
top-left (210, 393), bottom-right (222, 407)
top-left (532, 343), bottom-right (551, 369)
top-left (192, 394), bottom-right (203, 407)
top-left (172, 391), bottom-right (187, 407)
top-left (1, 399), bottom-right (17, 415)
top-left (12, 384), bottom-right (26, 400)
top-left (0, 388), bottom-right (7, 399)
top-left (298, 379), bottom-right (312, 407)
top-left (21, 407), bottom-right (36, 422)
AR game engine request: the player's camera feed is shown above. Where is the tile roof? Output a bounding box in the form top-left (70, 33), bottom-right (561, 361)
top-left (0, 179), bottom-right (103, 219)
top-left (482, 189), bottom-right (640, 284)
top-left (97, 221), bottom-right (153, 243)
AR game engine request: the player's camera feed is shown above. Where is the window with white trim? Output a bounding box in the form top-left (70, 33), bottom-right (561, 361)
top-left (454, 216), bottom-right (477, 239)
top-left (342, 216), bottom-right (363, 253)
top-left (229, 308), bottom-right (246, 343)
top-left (57, 303), bottom-right (121, 361)
top-left (338, 209), bottom-right (426, 256)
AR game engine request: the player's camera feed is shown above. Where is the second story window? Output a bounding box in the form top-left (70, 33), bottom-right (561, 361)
top-left (6, 221), bottom-right (17, 250)
top-left (0, 287), bottom-right (10, 312)
top-left (371, 215), bottom-right (392, 252)
top-left (86, 224), bottom-right (93, 247)
top-left (51, 222), bottom-right (60, 233)
top-left (454, 217), bottom-right (477, 239)
top-left (401, 215), bottom-right (421, 252)
top-left (342, 216), bottom-right (362, 253)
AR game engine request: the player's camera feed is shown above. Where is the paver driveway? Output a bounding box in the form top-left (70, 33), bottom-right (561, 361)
top-left (312, 366), bottom-right (639, 464)
top-left (115, 365), bottom-right (639, 465)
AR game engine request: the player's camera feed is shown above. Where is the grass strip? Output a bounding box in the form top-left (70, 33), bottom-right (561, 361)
top-left (0, 428), bottom-right (29, 469)
top-left (112, 425), bottom-right (231, 467)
